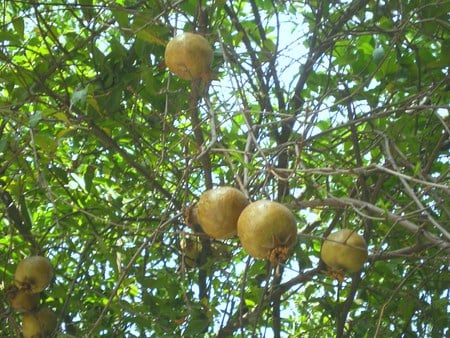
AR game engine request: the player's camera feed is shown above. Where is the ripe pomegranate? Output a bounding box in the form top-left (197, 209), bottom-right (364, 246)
top-left (321, 228), bottom-right (368, 273)
top-left (22, 307), bottom-right (57, 338)
top-left (237, 200), bottom-right (297, 264)
top-left (194, 186), bottom-right (249, 239)
top-left (15, 256), bottom-right (54, 294)
top-left (164, 32), bottom-right (214, 82)
top-left (6, 284), bottom-right (40, 312)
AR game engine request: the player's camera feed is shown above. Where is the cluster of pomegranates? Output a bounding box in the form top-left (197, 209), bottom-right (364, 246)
top-left (186, 186), bottom-right (297, 265)
top-left (165, 33), bottom-right (368, 273)
top-left (6, 255), bottom-right (57, 337)
top-left (186, 186), bottom-right (368, 273)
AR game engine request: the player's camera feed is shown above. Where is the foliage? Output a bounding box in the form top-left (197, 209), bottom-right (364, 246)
top-left (1, 0), bottom-right (449, 337)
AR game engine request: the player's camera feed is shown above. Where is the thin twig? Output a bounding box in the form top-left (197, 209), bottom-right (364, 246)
top-left (87, 214), bottom-right (180, 336)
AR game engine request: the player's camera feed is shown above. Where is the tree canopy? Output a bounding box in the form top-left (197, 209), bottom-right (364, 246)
top-left (1, 0), bottom-right (449, 337)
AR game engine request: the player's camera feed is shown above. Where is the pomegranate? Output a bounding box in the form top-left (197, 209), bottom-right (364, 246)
top-left (321, 228), bottom-right (368, 273)
top-left (22, 307), bottom-right (57, 338)
top-left (194, 186), bottom-right (249, 239)
top-left (165, 32), bottom-right (214, 82)
top-left (14, 256), bottom-right (53, 294)
top-left (6, 284), bottom-right (40, 312)
top-left (237, 200), bottom-right (297, 264)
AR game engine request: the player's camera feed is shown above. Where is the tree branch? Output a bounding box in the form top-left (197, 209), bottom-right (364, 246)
top-left (290, 198), bottom-right (449, 251)
top-left (0, 189), bottom-right (40, 253)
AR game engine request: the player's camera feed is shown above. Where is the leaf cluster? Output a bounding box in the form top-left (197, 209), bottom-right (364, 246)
top-left (0, 1), bottom-right (449, 337)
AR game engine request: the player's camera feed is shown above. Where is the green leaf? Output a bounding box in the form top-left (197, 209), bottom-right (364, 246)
top-left (12, 17), bottom-right (25, 38)
top-left (132, 17), bottom-right (168, 46)
top-left (183, 318), bottom-right (209, 336)
top-left (84, 165), bottom-right (96, 193)
top-left (33, 133), bottom-right (57, 153)
top-left (71, 85), bottom-right (89, 107)
top-left (263, 38), bottom-right (276, 53)
top-left (19, 194), bottom-right (32, 231)
top-left (112, 9), bottom-right (129, 28)
top-left (0, 30), bottom-right (19, 43)
top-left (29, 111), bottom-right (43, 127)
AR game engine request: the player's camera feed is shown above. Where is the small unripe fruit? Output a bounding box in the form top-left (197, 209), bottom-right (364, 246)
top-left (237, 200), bottom-right (297, 264)
top-left (372, 46), bottom-right (385, 64)
top-left (180, 235), bottom-right (202, 268)
top-left (195, 186), bottom-right (249, 239)
top-left (165, 32), bottom-right (214, 82)
top-left (15, 256), bottom-right (54, 294)
top-left (22, 307), bottom-right (58, 338)
top-left (321, 228), bottom-right (368, 273)
top-left (6, 284), bottom-right (40, 312)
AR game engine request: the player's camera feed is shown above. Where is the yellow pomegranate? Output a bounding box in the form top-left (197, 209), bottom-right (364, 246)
top-left (22, 307), bottom-right (58, 338)
top-left (15, 256), bottom-right (54, 294)
top-left (237, 200), bottom-right (297, 264)
top-left (195, 186), bottom-right (249, 239)
top-left (321, 228), bottom-right (368, 273)
top-left (6, 284), bottom-right (40, 312)
top-left (165, 32), bottom-right (214, 82)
